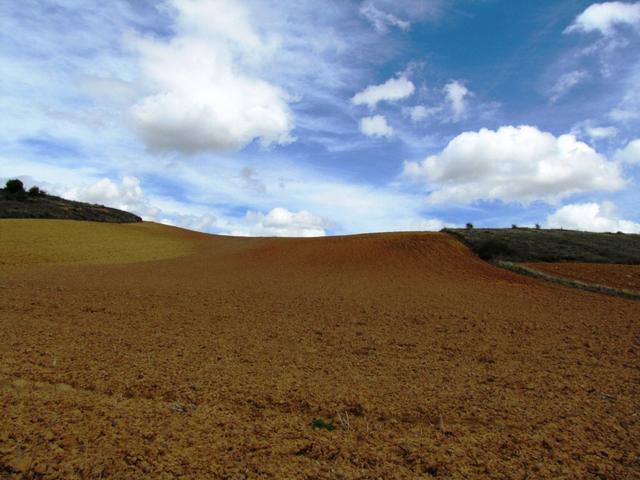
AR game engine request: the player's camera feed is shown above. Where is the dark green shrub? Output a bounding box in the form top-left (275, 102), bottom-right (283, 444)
top-left (535, 224), bottom-right (541, 230)
top-left (465, 222), bottom-right (474, 229)
top-left (5, 179), bottom-right (25, 194)
top-left (311, 418), bottom-right (336, 431)
top-left (28, 186), bottom-right (42, 196)
top-left (476, 239), bottom-right (516, 261)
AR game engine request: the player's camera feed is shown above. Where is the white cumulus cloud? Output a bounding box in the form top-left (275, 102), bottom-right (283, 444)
top-left (231, 207), bottom-right (328, 237)
top-left (614, 138), bottom-right (640, 163)
top-left (547, 201), bottom-right (640, 233)
top-left (360, 115), bottom-right (394, 138)
top-left (64, 176), bottom-right (160, 219)
top-left (63, 176), bottom-right (219, 232)
top-left (443, 80), bottom-right (470, 121)
top-left (129, 0), bottom-right (294, 153)
top-left (65, 176), bottom-right (142, 207)
top-left (565, 1), bottom-right (640, 36)
top-left (403, 125), bottom-right (625, 204)
top-left (352, 76), bottom-right (415, 108)
top-left (359, 2), bottom-right (410, 32)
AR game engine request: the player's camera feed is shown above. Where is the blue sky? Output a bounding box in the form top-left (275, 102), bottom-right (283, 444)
top-left (2, 0), bottom-right (640, 236)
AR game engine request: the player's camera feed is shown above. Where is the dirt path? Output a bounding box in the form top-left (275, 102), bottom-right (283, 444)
top-left (1, 222), bottom-right (639, 479)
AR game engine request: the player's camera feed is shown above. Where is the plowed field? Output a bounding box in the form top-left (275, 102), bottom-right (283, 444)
top-left (1, 220), bottom-right (639, 479)
top-left (526, 262), bottom-right (640, 294)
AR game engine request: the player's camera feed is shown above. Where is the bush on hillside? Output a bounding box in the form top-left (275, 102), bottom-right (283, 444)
top-left (3, 179), bottom-right (27, 201)
top-left (5, 179), bottom-right (25, 194)
top-left (476, 239), bottom-right (516, 261)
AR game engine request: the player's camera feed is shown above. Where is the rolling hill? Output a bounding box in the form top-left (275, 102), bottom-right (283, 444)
top-left (446, 227), bottom-right (640, 264)
top-left (1, 220), bottom-right (638, 479)
top-left (0, 188), bottom-right (141, 223)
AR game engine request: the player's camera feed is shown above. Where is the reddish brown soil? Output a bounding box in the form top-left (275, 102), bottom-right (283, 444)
top-left (1, 225), bottom-right (639, 479)
top-left (526, 262), bottom-right (640, 294)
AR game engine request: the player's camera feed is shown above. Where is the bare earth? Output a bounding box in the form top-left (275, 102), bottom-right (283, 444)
top-left (526, 262), bottom-right (640, 294)
top-left (1, 221), bottom-right (639, 479)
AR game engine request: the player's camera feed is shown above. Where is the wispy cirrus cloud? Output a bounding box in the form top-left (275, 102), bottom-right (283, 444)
top-left (549, 70), bottom-right (589, 103)
top-left (359, 2), bottom-right (410, 33)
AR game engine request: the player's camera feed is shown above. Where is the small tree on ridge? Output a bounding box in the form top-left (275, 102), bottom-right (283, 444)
top-left (5, 179), bottom-right (25, 194)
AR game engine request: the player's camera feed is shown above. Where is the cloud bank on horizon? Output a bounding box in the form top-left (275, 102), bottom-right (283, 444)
top-left (2, 0), bottom-right (640, 236)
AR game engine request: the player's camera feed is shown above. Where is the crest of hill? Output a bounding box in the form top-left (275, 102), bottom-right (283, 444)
top-left (446, 227), bottom-right (640, 264)
top-left (0, 180), bottom-right (141, 223)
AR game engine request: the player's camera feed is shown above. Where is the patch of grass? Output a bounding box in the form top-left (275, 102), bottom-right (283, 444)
top-left (311, 418), bottom-right (336, 431)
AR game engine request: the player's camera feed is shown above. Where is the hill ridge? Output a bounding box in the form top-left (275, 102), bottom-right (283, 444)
top-left (0, 187), bottom-right (141, 223)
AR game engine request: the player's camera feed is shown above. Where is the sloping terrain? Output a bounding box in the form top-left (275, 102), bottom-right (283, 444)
top-left (0, 220), bottom-right (193, 266)
top-left (525, 262), bottom-right (640, 294)
top-left (0, 190), bottom-right (142, 223)
top-left (447, 228), bottom-right (640, 264)
top-left (1, 221), bottom-right (639, 479)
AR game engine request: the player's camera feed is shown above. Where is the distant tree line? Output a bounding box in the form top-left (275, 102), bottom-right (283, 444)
top-left (2, 179), bottom-right (46, 200)
top-left (465, 222), bottom-right (543, 230)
